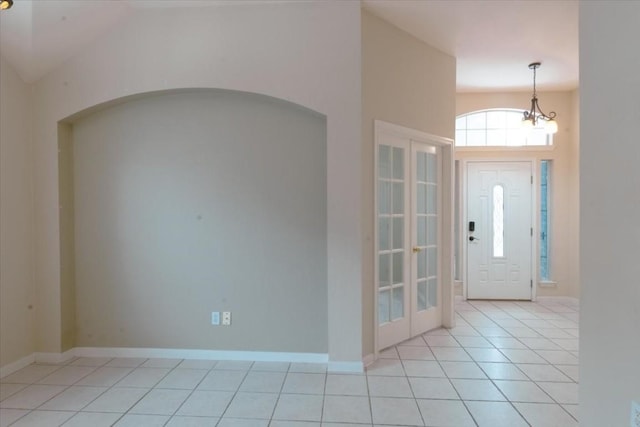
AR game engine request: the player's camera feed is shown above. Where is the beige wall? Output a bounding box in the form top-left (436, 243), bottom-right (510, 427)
top-left (68, 90), bottom-right (328, 352)
top-left (567, 89), bottom-right (579, 298)
top-left (32, 2), bottom-right (363, 364)
top-left (361, 10), bottom-right (456, 356)
top-left (0, 57), bottom-right (35, 367)
top-left (580, 2), bottom-right (640, 425)
top-left (455, 91), bottom-right (580, 298)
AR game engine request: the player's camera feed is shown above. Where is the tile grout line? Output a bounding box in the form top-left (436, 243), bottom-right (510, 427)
top-left (464, 300), bottom-right (579, 425)
top-left (212, 362), bottom-right (253, 426)
top-left (457, 302), bottom-right (535, 426)
top-left (116, 358), bottom-right (183, 426)
top-left (4, 357), bottom-right (108, 426)
top-left (448, 307), bottom-right (524, 427)
top-left (422, 335), bottom-right (479, 426)
top-left (319, 365), bottom-right (328, 425)
top-left (268, 362), bottom-right (295, 425)
top-left (364, 367), bottom-right (375, 426)
top-left (401, 345), bottom-right (428, 427)
top-left (161, 359), bottom-right (220, 426)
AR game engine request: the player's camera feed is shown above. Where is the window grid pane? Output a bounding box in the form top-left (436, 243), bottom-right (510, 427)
top-left (379, 253), bottom-right (390, 288)
top-left (419, 149), bottom-right (438, 313)
top-left (466, 129), bottom-right (486, 147)
top-left (378, 145), bottom-right (391, 178)
top-left (392, 286), bottom-right (404, 320)
top-left (417, 281), bottom-right (427, 311)
top-left (486, 111), bottom-right (507, 129)
top-left (379, 217), bottom-right (390, 251)
top-left (427, 278), bottom-right (438, 309)
top-left (378, 290), bottom-right (390, 324)
top-left (466, 112), bottom-right (486, 129)
top-left (455, 130), bottom-right (467, 147)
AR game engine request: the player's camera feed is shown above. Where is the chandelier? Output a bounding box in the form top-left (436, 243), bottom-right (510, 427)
top-left (522, 62), bottom-right (558, 134)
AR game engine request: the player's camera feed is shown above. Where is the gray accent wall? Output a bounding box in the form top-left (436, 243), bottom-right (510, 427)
top-left (69, 90), bottom-right (327, 352)
top-left (580, 2), bottom-right (640, 425)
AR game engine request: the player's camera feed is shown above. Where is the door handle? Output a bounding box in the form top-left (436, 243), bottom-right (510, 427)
top-left (469, 236), bottom-right (480, 242)
top-left (412, 247), bottom-right (422, 253)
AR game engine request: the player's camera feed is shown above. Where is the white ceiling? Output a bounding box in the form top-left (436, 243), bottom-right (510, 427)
top-left (0, 0), bottom-right (579, 92)
top-left (363, 0), bottom-right (579, 92)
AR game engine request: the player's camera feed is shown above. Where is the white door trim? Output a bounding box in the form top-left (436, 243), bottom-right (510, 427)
top-left (461, 158), bottom-right (538, 301)
top-left (374, 120), bottom-right (454, 355)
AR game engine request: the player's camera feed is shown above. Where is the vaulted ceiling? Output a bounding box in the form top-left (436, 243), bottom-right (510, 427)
top-left (0, 0), bottom-right (578, 92)
top-left (363, 0), bottom-right (578, 92)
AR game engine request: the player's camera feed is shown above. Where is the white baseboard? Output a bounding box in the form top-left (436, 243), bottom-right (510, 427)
top-left (0, 353), bottom-right (35, 379)
top-left (362, 353), bottom-right (375, 368)
top-left (74, 347), bottom-right (329, 364)
top-left (34, 349), bottom-right (76, 365)
top-left (2, 347), bottom-right (370, 374)
top-left (536, 296), bottom-right (580, 306)
top-left (327, 360), bottom-right (364, 373)
top-left (538, 281), bottom-right (558, 288)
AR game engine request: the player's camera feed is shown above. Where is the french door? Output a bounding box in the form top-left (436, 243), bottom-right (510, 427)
top-left (466, 161), bottom-right (533, 300)
top-left (377, 135), bottom-right (442, 350)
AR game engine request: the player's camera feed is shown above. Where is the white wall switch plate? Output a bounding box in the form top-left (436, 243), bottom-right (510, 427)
top-left (632, 400), bottom-right (640, 427)
top-left (222, 311), bottom-right (231, 326)
top-left (211, 311), bottom-right (220, 325)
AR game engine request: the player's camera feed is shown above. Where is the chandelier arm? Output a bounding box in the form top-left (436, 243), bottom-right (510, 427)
top-left (523, 98), bottom-right (536, 120)
top-left (533, 98), bottom-right (557, 120)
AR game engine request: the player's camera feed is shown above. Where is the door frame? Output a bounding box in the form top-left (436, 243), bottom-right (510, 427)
top-left (460, 158), bottom-right (538, 301)
top-left (374, 120), bottom-right (454, 354)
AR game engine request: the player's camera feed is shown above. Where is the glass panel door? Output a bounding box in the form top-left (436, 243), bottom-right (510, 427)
top-left (378, 145), bottom-right (407, 323)
top-left (377, 140), bottom-right (411, 350)
top-left (377, 135), bottom-right (444, 350)
top-left (415, 150), bottom-right (438, 310)
top-left (411, 143), bottom-right (441, 337)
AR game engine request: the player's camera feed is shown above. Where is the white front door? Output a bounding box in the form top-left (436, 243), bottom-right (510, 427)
top-left (377, 135), bottom-right (442, 350)
top-left (466, 161), bottom-right (533, 300)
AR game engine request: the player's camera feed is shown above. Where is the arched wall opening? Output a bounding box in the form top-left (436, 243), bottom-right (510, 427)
top-left (58, 88), bottom-right (329, 355)
top-left (32, 2), bottom-right (362, 366)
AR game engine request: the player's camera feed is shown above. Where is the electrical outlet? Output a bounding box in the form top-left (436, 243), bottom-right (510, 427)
top-left (222, 311), bottom-right (231, 326)
top-left (632, 400), bottom-right (640, 427)
top-left (211, 311), bottom-right (220, 326)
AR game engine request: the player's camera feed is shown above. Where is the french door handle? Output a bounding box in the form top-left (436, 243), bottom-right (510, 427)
top-left (469, 236), bottom-right (480, 242)
top-left (412, 247), bottom-right (422, 253)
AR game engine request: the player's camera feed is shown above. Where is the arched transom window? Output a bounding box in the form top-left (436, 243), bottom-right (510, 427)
top-left (455, 109), bottom-right (553, 147)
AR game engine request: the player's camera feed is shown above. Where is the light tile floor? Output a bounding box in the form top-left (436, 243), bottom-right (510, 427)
top-left (0, 299), bottom-right (579, 426)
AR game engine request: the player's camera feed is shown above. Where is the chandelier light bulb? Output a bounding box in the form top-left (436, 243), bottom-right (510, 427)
top-left (521, 117), bottom-right (534, 131)
top-left (0, 0), bottom-right (13, 10)
top-left (545, 119), bottom-right (558, 134)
